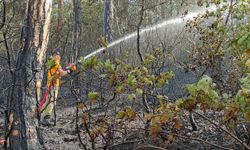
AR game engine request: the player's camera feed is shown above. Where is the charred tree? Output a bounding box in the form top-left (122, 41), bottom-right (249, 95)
top-left (103, 0), bottom-right (113, 43)
top-left (57, 0), bottom-right (63, 33)
top-left (72, 0), bottom-right (81, 61)
top-left (6, 0), bottom-right (52, 149)
top-left (56, 0), bottom-right (64, 47)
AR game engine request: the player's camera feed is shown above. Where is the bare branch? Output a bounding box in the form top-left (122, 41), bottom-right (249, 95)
top-left (193, 111), bottom-right (250, 150)
top-left (135, 144), bottom-right (167, 150)
top-left (172, 133), bottom-right (234, 150)
top-left (136, 0), bottom-right (144, 63)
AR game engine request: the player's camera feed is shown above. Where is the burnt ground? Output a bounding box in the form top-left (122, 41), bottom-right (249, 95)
top-left (38, 97), bottom-right (246, 150)
top-left (0, 94), bottom-right (248, 150)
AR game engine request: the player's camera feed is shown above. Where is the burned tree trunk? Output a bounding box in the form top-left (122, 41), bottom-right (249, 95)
top-left (57, 0), bottom-right (63, 33)
top-left (6, 0), bottom-right (52, 149)
top-left (103, 0), bottom-right (113, 43)
top-left (56, 0), bottom-right (64, 48)
top-left (72, 0), bottom-right (81, 61)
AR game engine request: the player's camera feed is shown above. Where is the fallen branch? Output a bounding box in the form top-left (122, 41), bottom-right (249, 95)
top-left (107, 140), bottom-right (143, 149)
top-left (193, 111), bottom-right (250, 150)
top-left (172, 133), bottom-right (234, 150)
top-left (134, 144), bottom-right (167, 150)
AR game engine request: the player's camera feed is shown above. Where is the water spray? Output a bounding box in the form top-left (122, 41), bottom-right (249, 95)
top-left (66, 4), bottom-right (219, 69)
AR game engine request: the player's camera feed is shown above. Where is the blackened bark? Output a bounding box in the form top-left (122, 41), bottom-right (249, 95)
top-left (7, 0), bottom-right (52, 149)
top-left (57, 0), bottom-right (63, 33)
top-left (103, 0), bottom-right (113, 43)
top-left (72, 1), bottom-right (83, 148)
top-left (56, 0), bottom-right (64, 47)
top-left (72, 0), bottom-right (81, 61)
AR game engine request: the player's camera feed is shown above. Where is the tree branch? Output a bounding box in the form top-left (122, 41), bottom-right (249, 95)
top-left (135, 144), bottom-right (167, 150)
top-left (225, 0), bottom-right (234, 25)
top-left (71, 81), bottom-right (88, 150)
top-left (136, 0), bottom-right (145, 63)
top-left (193, 111), bottom-right (250, 150)
top-left (172, 133), bottom-right (234, 150)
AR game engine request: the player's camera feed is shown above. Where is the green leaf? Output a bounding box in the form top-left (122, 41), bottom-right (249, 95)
top-left (115, 84), bottom-right (124, 93)
top-left (141, 77), bottom-right (153, 85)
top-left (117, 111), bottom-right (126, 120)
top-left (128, 94), bottom-right (136, 101)
top-left (124, 52), bottom-right (129, 58)
top-left (82, 56), bottom-right (101, 70)
top-left (185, 84), bottom-right (197, 96)
top-left (239, 77), bottom-right (250, 89)
top-left (46, 58), bottom-right (56, 70)
top-left (197, 75), bottom-right (213, 90)
top-left (238, 32), bottom-right (250, 45)
top-left (156, 77), bottom-right (166, 87)
top-left (136, 88), bottom-right (143, 96)
top-left (214, 0), bottom-right (221, 4)
top-left (115, 58), bottom-right (122, 65)
top-left (247, 40), bottom-right (250, 49)
top-left (175, 99), bottom-right (184, 107)
top-left (141, 66), bottom-right (148, 74)
top-left (104, 59), bottom-right (115, 73)
top-left (237, 95), bottom-right (247, 108)
top-left (100, 74), bottom-right (107, 78)
top-left (208, 90), bottom-right (219, 100)
top-left (88, 92), bottom-right (99, 102)
top-left (163, 71), bottom-right (175, 79)
top-left (156, 95), bottom-right (164, 101)
top-left (127, 74), bottom-right (136, 87)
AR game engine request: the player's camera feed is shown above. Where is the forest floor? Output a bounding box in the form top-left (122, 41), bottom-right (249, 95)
top-left (0, 95), bottom-right (245, 150)
top-left (38, 97), bottom-right (242, 150)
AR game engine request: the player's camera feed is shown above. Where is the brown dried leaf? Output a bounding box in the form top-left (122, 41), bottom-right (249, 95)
top-left (160, 113), bottom-right (169, 124)
top-left (144, 113), bottom-right (153, 122)
top-left (76, 103), bottom-right (85, 109)
top-left (173, 118), bottom-right (181, 129)
top-left (244, 111), bottom-right (250, 122)
top-left (149, 123), bottom-right (162, 138)
top-left (81, 113), bottom-right (89, 123)
top-left (117, 111), bottom-right (126, 120)
top-left (125, 107), bottom-right (136, 121)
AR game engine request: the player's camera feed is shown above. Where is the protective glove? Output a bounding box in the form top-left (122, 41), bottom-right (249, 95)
top-left (66, 64), bottom-right (77, 71)
top-left (70, 65), bottom-right (77, 72)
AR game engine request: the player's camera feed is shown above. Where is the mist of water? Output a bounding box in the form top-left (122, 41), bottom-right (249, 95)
top-left (83, 5), bottom-right (218, 60)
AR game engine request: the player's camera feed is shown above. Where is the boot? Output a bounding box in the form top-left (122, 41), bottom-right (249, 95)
top-left (40, 115), bottom-right (53, 126)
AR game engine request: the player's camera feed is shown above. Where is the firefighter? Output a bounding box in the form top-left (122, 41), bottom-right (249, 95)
top-left (40, 51), bottom-right (76, 125)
